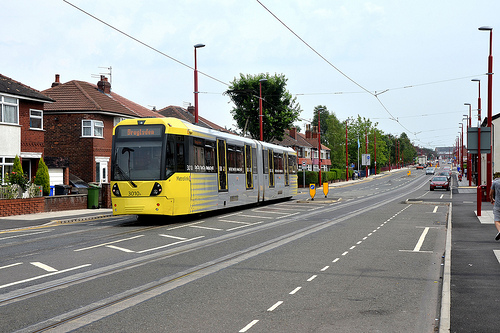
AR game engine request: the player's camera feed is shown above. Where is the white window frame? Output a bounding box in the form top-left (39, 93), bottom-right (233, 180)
top-left (0, 156), bottom-right (15, 184)
top-left (29, 109), bottom-right (43, 130)
top-left (0, 95), bottom-right (19, 125)
top-left (82, 120), bottom-right (104, 138)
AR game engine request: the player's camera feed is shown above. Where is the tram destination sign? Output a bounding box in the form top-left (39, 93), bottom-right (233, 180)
top-left (116, 125), bottom-right (164, 139)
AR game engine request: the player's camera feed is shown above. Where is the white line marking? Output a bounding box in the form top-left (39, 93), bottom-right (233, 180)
top-left (413, 227), bottom-right (430, 252)
top-left (189, 225), bottom-right (223, 231)
top-left (494, 250), bottom-right (500, 263)
top-left (440, 194), bottom-right (444, 199)
top-left (350, 246), bottom-right (356, 250)
top-left (362, 236), bottom-right (368, 240)
top-left (277, 212), bottom-right (300, 219)
top-left (219, 212), bottom-right (241, 218)
top-left (159, 234), bottom-right (188, 240)
top-left (356, 241), bottom-right (362, 245)
top-left (342, 251), bottom-right (348, 256)
top-left (289, 287), bottom-right (301, 295)
top-left (137, 236), bottom-right (204, 253)
top-left (165, 221), bottom-right (205, 230)
top-left (31, 262), bottom-right (58, 272)
top-left (321, 266), bottom-right (329, 271)
top-left (0, 263), bottom-right (22, 270)
top-left (368, 233), bottom-right (372, 236)
top-left (267, 301), bottom-right (284, 311)
top-left (433, 206), bottom-right (438, 213)
top-left (218, 220), bottom-right (252, 224)
top-left (74, 235), bottom-right (145, 252)
top-left (106, 245), bottom-right (135, 253)
top-left (239, 320), bottom-right (259, 332)
top-left (239, 214), bottom-right (273, 219)
top-left (252, 209), bottom-right (289, 215)
top-left (226, 222), bottom-right (263, 232)
top-left (0, 229), bottom-right (52, 240)
top-left (332, 258), bottom-right (339, 263)
top-left (0, 264), bottom-right (91, 290)
top-left (307, 275), bottom-right (317, 281)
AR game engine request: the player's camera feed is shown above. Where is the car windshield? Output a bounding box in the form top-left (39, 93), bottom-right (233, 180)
top-left (432, 177), bottom-right (447, 182)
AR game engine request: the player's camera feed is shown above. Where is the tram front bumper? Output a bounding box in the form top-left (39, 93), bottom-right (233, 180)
top-left (112, 196), bottom-right (174, 216)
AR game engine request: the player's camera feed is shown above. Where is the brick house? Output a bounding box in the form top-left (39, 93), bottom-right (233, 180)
top-left (0, 74), bottom-right (54, 184)
top-left (277, 126), bottom-right (331, 172)
top-left (42, 75), bottom-right (161, 185)
top-left (157, 105), bottom-right (233, 133)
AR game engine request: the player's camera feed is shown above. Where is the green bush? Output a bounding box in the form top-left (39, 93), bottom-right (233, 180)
top-left (5, 155), bottom-right (29, 191)
top-left (34, 158), bottom-right (50, 196)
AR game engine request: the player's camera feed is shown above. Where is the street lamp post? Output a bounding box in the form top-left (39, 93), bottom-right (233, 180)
top-left (465, 103), bottom-right (472, 185)
top-left (193, 43), bottom-right (205, 124)
top-left (374, 129), bottom-right (377, 175)
top-left (259, 78), bottom-right (267, 141)
top-left (365, 131), bottom-right (368, 178)
top-left (472, 79), bottom-right (482, 187)
top-left (479, 26), bottom-right (493, 193)
top-left (345, 120), bottom-right (349, 181)
top-left (318, 108), bottom-right (322, 185)
top-left (459, 123), bottom-right (463, 176)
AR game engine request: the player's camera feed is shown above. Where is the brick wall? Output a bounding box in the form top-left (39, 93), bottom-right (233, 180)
top-left (0, 197), bottom-right (45, 217)
top-left (19, 100), bottom-right (45, 154)
top-left (45, 194), bottom-right (87, 212)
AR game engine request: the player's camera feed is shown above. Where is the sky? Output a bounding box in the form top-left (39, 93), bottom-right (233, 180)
top-left (2, 0), bottom-right (499, 149)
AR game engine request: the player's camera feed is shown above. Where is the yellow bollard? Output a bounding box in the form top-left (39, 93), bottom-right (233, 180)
top-left (309, 184), bottom-right (316, 201)
top-left (323, 183), bottom-right (329, 198)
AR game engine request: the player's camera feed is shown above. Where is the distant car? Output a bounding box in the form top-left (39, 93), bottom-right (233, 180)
top-left (426, 167), bottom-right (435, 175)
top-left (430, 176), bottom-right (450, 191)
top-left (416, 165), bottom-right (425, 169)
top-left (437, 171), bottom-right (451, 181)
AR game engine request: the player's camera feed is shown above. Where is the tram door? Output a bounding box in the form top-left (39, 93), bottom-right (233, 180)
top-left (245, 145), bottom-right (253, 189)
top-left (284, 153), bottom-right (289, 186)
top-left (268, 149), bottom-right (275, 187)
top-left (217, 139), bottom-right (228, 191)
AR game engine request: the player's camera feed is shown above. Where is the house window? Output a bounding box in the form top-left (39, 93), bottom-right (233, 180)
top-left (82, 120), bottom-right (104, 137)
top-left (30, 109), bottom-right (43, 129)
top-left (0, 96), bottom-right (19, 124)
top-left (0, 157), bottom-right (14, 184)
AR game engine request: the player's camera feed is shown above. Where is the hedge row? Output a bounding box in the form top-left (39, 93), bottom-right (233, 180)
top-left (297, 169), bottom-right (353, 187)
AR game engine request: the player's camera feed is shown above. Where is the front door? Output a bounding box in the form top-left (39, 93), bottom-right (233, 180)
top-left (217, 139), bottom-right (228, 191)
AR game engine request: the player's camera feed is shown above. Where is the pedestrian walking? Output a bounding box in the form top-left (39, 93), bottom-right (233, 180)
top-left (488, 177), bottom-right (500, 240)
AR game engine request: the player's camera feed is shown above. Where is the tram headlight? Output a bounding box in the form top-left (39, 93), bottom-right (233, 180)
top-left (112, 183), bottom-right (121, 197)
top-left (150, 182), bottom-right (162, 196)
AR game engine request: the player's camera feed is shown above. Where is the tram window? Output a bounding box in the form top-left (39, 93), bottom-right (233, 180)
top-left (252, 148), bottom-right (257, 174)
top-left (228, 145), bottom-right (244, 173)
top-left (193, 145), bottom-right (205, 172)
top-left (176, 142), bottom-right (185, 172)
top-left (204, 141), bottom-right (216, 173)
top-left (288, 154), bottom-right (298, 174)
top-left (263, 150), bottom-right (268, 174)
top-left (165, 141), bottom-right (175, 178)
top-left (274, 153), bottom-right (284, 174)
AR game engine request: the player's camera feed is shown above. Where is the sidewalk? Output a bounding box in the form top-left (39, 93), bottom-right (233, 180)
top-left (450, 178), bottom-right (500, 332)
top-left (0, 208), bottom-right (113, 230)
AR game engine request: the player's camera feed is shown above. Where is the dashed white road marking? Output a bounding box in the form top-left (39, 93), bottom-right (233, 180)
top-left (0, 263), bottom-right (22, 270)
top-left (307, 275), bottom-right (317, 281)
top-left (31, 262), bottom-right (57, 272)
top-left (75, 235), bottom-right (145, 252)
top-left (189, 225), bottom-right (223, 231)
top-left (320, 266), bottom-right (329, 271)
top-left (267, 301), bottom-right (284, 311)
top-left (137, 236), bottom-right (205, 253)
top-left (332, 258), bottom-right (340, 263)
top-left (0, 229), bottom-right (52, 241)
top-left (159, 234), bottom-right (188, 240)
top-left (239, 320), bottom-right (259, 332)
top-left (433, 206), bottom-right (438, 213)
top-left (106, 245), bottom-right (135, 253)
top-left (289, 287), bottom-right (301, 295)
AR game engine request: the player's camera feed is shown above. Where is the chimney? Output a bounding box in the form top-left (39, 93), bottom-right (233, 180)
top-left (51, 74), bottom-right (61, 87)
top-left (312, 125), bottom-right (318, 139)
top-left (97, 75), bottom-right (111, 94)
top-left (187, 106), bottom-right (195, 116)
top-left (305, 124), bottom-right (311, 139)
top-left (289, 127), bottom-right (297, 140)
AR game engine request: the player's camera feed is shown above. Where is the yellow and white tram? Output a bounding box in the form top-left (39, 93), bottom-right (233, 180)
top-left (110, 117), bottom-right (298, 216)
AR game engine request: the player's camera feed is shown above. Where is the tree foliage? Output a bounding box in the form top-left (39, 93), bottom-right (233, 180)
top-left (225, 73), bottom-right (301, 142)
top-left (35, 158), bottom-right (50, 196)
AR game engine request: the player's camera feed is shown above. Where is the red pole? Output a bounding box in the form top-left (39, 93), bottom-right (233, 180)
top-left (485, 28), bottom-right (493, 194)
top-left (345, 120), bottom-right (349, 181)
top-left (318, 108), bottom-right (322, 185)
top-left (465, 103), bottom-right (472, 186)
top-left (374, 129), bottom-right (377, 175)
top-left (193, 43), bottom-right (205, 124)
top-left (365, 131), bottom-right (368, 177)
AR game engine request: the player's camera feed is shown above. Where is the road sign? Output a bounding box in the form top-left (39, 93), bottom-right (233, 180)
top-left (362, 154), bottom-right (371, 166)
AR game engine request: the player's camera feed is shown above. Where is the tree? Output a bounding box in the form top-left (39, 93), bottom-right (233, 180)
top-left (311, 105), bottom-right (331, 145)
top-left (225, 73), bottom-right (301, 142)
top-left (34, 158), bottom-right (50, 196)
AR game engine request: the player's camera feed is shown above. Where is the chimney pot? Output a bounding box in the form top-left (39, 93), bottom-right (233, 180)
top-left (97, 76), bottom-right (111, 94)
top-left (51, 74), bottom-right (61, 87)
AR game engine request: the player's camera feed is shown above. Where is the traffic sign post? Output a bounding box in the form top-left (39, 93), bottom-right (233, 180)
top-left (302, 161), bottom-right (306, 188)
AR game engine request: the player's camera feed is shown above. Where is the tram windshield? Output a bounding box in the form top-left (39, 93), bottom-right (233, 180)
top-left (112, 141), bottom-right (163, 181)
